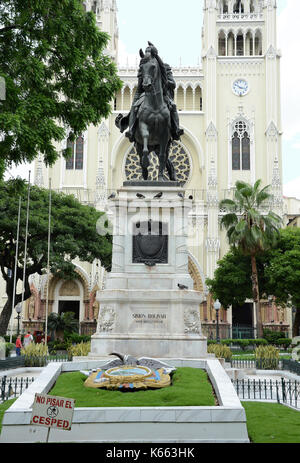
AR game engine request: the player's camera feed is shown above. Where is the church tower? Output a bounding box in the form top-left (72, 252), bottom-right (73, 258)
top-left (83, 0), bottom-right (119, 61)
top-left (202, 0), bottom-right (283, 278)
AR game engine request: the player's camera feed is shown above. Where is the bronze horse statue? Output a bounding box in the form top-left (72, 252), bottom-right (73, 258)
top-left (116, 43), bottom-right (183, 182)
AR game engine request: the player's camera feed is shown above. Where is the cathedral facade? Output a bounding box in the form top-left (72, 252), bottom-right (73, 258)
top-left (2, 0), bottom-right (294, 339)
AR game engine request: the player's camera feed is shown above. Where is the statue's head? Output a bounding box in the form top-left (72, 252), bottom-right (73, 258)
top-left (140, 42), bottom-right (158, 61)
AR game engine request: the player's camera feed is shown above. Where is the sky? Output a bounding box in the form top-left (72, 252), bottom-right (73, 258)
top-left (6, 0), bottom-right (300, 200)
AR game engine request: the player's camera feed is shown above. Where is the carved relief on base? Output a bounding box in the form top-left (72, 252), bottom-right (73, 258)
top-left (97, 306), bottom-right (116, 333)
top-left (184, 307), bottom-right (201, 334)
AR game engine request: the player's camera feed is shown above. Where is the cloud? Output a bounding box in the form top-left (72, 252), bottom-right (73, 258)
top-left (117, 40), bottom-right (139, 67)
top-left (4, 162), bottom-right (34, 182)
top-left (283, 177), bottom-right (300, 200)
top-left (278, 0), bottom-right (300, 141)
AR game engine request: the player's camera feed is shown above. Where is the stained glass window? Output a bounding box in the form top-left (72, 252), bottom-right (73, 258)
top-left (232, 122), bottom-right (251, 171)
top-left (232, 132), bottom-right (240, 170)
top-left (66, 138), bottom-right (74, 170)
top-left (242, 133), bottom-right (250, 170)
top-left (75, 136), bottom-right (84, 170)
top-left (65, 135), bottom-right (84, 170)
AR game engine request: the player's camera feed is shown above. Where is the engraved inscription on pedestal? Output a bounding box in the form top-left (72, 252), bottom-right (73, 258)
top-left (130, 307), bottom-right (169, 333)
top-left (132, 221), bottom-right (168, 266)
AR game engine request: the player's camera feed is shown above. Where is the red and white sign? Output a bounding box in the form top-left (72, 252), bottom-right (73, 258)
top-left (30, 393), bottom-right (75, 431)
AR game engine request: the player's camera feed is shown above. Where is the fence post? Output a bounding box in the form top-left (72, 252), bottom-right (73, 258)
top-left (276, 380), bottom-right (280, 404)
top-left (1, 375), bottom-right (6, 402)
top-left (281, 377), bottom-right (286, 404)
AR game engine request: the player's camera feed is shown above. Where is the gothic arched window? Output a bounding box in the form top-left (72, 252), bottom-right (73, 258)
top-left (219, 0), bottom-right (228, 14)
top-left (233, 0), bottom-right (244, 14)
top-left (66, 137), bottom-right (74, 170)
top-left (236, 33), bottom-right (244, 56)
top-left (66, 135), bottom-right (84, 170)
top-left (250, 0), bottom-right (256, 13)
top-left (218, 31), bottom-right (226, 56)
top-left (75, 135), bottom-right (84, 170)
top-left (232, 121), bottom-right (250, 171)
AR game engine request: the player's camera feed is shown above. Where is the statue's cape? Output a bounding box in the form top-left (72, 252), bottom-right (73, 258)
top-left (117, 113), bottom-right (130, 132)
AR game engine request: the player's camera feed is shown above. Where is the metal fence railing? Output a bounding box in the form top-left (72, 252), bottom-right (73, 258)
top-left (0, 356), bottom-right (26, 371)
top-left (230, 359), bottom-right (300, 376)
top-left (230, 359), bottom-right (282, 370)
top-left (0, 375), bottom-right (35, 404)
top-left (231, 359), bottom-right (257, 369)
top-left (281, 359), bottom-right (300, 377)
top-left (232, 326), bottom-right (256, 339)
top-left (0, 355), bottom-right (72, 371)
top-left (280, 378), bottom-right (300, 409)
top-left (232, 378), bottom-right (300, 410)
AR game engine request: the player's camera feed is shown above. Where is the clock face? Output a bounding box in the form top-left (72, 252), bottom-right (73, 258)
top-left (232, 79), bottom-right (249, 96)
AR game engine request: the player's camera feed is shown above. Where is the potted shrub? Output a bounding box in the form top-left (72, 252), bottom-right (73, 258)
top-left (207, 344), bottom-right (232, 363)
top-left (255, 345), bottom-right (279, 370)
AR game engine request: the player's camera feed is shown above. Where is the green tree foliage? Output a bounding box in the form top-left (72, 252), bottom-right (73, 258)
top-left (265, 228), bottom-right (300, 336)
top-left (207, 227), bottom-right (300, 337)
top-left (219, 180), bottom-right (281, 337)
top-left (0, 0), bottom-right (122, 174)
top-left (47, 312), bottom-right (79, 341)
top-left (0, 179), bottom-right (112, 335)
top-left (206, 249), bottom-right (268, 309)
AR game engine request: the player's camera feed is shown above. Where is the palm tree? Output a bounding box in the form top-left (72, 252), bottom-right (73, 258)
top-left (47, 312), bottom-right (79, 341)
top-left (220, 180), bottom-right (282, 338)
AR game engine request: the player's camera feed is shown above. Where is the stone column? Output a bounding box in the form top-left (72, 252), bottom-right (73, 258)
top-left (95, 122), bottom-right (109, 211)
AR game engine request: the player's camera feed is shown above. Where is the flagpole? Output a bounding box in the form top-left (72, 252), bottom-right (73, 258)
top-left (20, 171), bottom-right (31, 333)
top-left (44, 178), bottom-right (52, 349)
top-left (9, 196), bottom-right (21, 343)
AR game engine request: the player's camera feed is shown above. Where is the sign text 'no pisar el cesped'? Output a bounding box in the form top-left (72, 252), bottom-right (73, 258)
top-left (30, 393), bottom-right (75, 432)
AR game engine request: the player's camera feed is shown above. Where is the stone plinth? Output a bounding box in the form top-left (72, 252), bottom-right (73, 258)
top-left (90, 183), bottom-right (207, 358)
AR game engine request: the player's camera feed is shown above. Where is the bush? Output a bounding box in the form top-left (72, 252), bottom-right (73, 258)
top-left (292, 347), bottom-right (300, 361)
top-left (68, 341), bottom-right (91, 357)
top-left (207, 343), bottom-right (232, 361)
top-left (21, 342), bottom-right (49, 367)
top-left (263, 329), bottom-right (287, 345)
top-left (4, 335), bottom-right (17, 344)
top-left (207, 340), bottom-right (217, 345)
top-left (255, 345), bottom-right (279, 370)
top-left (275, 338), bottom-right (292, 350)
top-left (48, 340), bottom-right (70, 353)
top-left (251, 338), bottom-right (268, 347)
top-left (5, 342), bottom-right (14, 357)
top-left (219, 339), bottom-right (268, 350)
top-left (64, 333), bottom-right (91, 345)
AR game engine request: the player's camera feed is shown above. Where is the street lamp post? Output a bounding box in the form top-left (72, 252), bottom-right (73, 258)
top-left (15, 303), bottom-right (22, 337)
top-left (214, 299), bottom-right (221, 344)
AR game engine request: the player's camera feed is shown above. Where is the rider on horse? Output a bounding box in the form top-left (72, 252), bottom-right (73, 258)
top-left (116, 42), bottom-right (184, 143)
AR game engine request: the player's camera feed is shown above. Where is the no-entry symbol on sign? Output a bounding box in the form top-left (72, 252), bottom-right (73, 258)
top-left (30, 393), bottom-right (75, 432)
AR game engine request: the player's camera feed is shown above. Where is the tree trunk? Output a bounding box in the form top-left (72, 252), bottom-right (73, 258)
top-left (0, 298), bottom-right (13, 336)
top-left (0, 274), bottom-right (32, 336)
top-left (251, 254), bottom-right (263, 338)
top-left (293, 308), bottom-right (300, 337)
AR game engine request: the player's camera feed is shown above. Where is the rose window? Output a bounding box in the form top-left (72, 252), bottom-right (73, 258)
top-left (124, 141), bottom-right (191, 187)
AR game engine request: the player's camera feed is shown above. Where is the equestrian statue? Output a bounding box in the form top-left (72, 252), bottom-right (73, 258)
top-left (115, 42), bottom-right (184, 182)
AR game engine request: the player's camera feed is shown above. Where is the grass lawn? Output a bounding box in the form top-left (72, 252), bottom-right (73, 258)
top-left (243, 402), bottom-right (300, 443)
top-left (0, 399), bottom-right (16, 435)
top-left (49, 368), bottom-right (217, 408)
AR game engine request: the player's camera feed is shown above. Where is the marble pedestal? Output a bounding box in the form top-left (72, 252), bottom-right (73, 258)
top-left (90, 183), bottom-right (207, 358)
